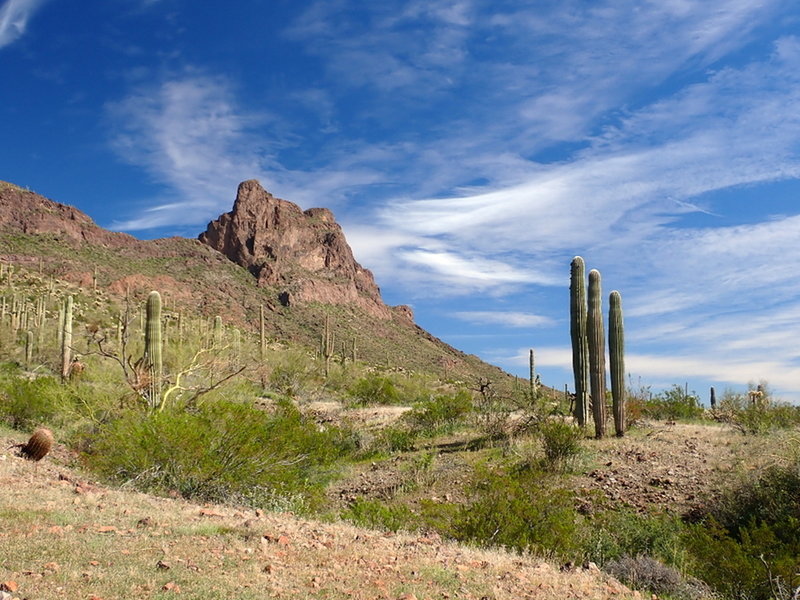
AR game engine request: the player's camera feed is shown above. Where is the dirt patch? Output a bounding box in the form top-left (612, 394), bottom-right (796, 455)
top-left (327, 434), bottom-right (482, 509)
top-left (304, 400), bottom-right (412, 429)
top-left (576, 422), bottom-right (746, 513)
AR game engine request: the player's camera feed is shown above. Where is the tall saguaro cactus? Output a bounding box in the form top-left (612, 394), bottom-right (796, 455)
top-left (25, 330), bottom-right (33, 368)
top-left (529, 348), bottom-right (537, 399)
top-left (587, 269), bottom-right (607, 438)
top-left (259, 304), bottom-right (267, 361)
top-left (60, 295), bottom-right (73, 382)
top-left (609, 290), bottom-right (626, 437)
top-left (143, 291), bottom-right (163, 410)
top-left (213, 315), bottom-right (223, 347)
top-left (570, 257), bottom-right (589, 427)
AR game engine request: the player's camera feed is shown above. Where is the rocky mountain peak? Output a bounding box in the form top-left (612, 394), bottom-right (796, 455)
top-left (199, 180), bottom-right (403, 320)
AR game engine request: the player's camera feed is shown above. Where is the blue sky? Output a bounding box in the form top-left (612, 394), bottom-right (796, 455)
top-left (3, 0), bottom-right (800, 402)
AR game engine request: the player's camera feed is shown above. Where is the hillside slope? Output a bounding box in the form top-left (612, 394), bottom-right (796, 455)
top-left (0, 428), bottom-right (636, 600)
top-left (0, 180), bottom-right (515, 388)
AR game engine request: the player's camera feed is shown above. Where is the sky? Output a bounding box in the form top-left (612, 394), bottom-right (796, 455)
top-left (3, 0), bottom-right (800, 403)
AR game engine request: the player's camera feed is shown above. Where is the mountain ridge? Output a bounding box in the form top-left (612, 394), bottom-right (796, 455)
top-left (0, 179), bottom-right (515, 387)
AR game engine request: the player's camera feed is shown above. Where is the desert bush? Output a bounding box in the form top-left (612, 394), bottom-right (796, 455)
top-left (82, 399), bottom-right (355, 512)
top-left (641, 384), bottom-right (704, 421)
top-left (342, 498), bottom-right (420, 532)
top-left (583, 509), bottom-right (687, 568)
top-left (450, 464), bottom-right (582, 559)
top-left (404, 389), bottom-right (473, 435)
top-left (625, 378), bottom-right (652, 426)
top-left (348, 373), bottom-right (402, 406)
top-left (715, 388), bottom-right (800, 434)
top-left (684, 457), bottom-right (800, 600)
top-left (605, 555), bottom-right (709, 600)
top-left (538, 419), bottom-right (584, 472)
top-left (267, 349), bottom-right (319, 397)
top-left (369, 425), bottom-right (418, 453)
top-left (471, 379), bottom-right (513, 439)
top-left (0, 374), bottom-right (66, 430)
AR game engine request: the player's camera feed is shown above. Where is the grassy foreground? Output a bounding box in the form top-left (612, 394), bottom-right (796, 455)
top-left (0, 425), bottom-right (637, 600)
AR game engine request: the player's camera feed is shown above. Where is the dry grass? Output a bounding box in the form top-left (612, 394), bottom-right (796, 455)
top-left (0, 431), bottom-right (639, 600)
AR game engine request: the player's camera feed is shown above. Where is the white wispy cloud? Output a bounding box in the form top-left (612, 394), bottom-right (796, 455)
top-left (453, 311), bottom-right (554, 328)
top-left (0, 0), bottom-right (46, 49)
top-left (107, 74), bottom-right (270, 230)
top-left (106, 74), bottom-right (386, 231)
top-left (96, 1), bottom-right (800, 401)
top-left (370, 35), bottom-right (800, 292)
top-left (508, 343), bottom-right (800, 400)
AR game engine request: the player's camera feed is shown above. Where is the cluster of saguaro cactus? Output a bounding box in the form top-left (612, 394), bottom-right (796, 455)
top-left (569, 257), bottom-right (626, 438)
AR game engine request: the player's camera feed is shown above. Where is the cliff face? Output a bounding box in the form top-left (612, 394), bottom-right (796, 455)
top-left (199, 180), bottom-right (402, 320)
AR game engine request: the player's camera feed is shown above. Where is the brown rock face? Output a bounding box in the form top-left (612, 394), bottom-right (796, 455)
top-left (0, 182), bottom-right (136, 248)
top-left (199, 180), bottom-right (394, 319)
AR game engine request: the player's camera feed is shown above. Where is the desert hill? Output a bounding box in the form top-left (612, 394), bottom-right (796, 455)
top-left (0, 425), bottom-right (636, 600)
top-left (0, 180), bottom-right (514, 387)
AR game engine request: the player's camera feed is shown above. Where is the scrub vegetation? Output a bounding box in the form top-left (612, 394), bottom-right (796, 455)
top-left (1, 262), bottom-right (799, 600)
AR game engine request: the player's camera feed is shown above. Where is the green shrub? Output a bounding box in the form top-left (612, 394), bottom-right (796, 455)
top-left (348, 374), bottom-right (402, 406)
top-left (684, 459), bottom-right (800, 600)
top-left (716, 389), bottom-right (800, 434)
top-left (370, 425), bottom-right (417, 453)
top-left (583, 509), bottom-right (687, 568)
top-left (404, 390), bottom-right (473, 435)
top-left (538, 420), bottom-right (584, 472)
top-left (342, 498), bottom-right (419, 532)
top-left (0, 375), bottom-right (65, 430)
top-left (641, 384), bottom-right (704, 421)
top-left (450, 465), bottom-right (582, 559)
top-left (267, 350), bottom-right (318, 397)
top-left (82, 399), bottom-right (354, 512)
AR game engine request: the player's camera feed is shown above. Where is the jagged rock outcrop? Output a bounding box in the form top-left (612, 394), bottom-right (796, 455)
top-left (199, 180), bottom-right (395, 319)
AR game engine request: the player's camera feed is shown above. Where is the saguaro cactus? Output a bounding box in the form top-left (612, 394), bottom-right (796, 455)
top-left (570, 257), bottom-right (589, 427)
top-left (529, 348), bottom-right (537, 399)
top-left (259, 304), bottom-right (267, 361)
top-left (213, 315), bottom-right (223, 347)
top-left (25, 330), bottom-right (33, 368)
top-left (609, 290), bottom-right (625, 437)
top-left (143, 291), bottom-right (162, 409)
top-left (587, 269), bottom-right (606, 438)
top-left (60, 295), bottom-right (73, 382)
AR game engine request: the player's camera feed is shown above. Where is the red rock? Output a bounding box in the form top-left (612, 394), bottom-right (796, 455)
top-left (199, 179), bottom-right (396, 320)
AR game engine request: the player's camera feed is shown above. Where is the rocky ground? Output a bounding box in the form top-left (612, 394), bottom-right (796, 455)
top-left (576, 421), bottom-right (745, 513)
top-left (0, 429), bottom-right (637, 600)
top-left (323, 416), bottom-right (766, 521)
